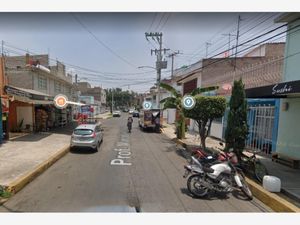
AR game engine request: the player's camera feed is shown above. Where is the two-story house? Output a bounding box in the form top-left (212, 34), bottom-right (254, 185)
top-left (5, 54), bottom-right (75, 132)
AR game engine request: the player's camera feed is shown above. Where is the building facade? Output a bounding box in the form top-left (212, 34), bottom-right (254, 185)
top-left (77, 82), bottom-right (106, 113)
top-left (4, 54), bottom-right (75, 132)
top-left (175, 43), bottom-right (285, 154)
top-left (274, 13), bottom-right (300, 158)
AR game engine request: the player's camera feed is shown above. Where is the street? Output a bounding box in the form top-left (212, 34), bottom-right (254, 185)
top-left (0, 114), bottom-right (271, 212)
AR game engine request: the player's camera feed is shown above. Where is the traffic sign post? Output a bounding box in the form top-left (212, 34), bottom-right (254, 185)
top-left (182, 95), bottom-right (196, 110)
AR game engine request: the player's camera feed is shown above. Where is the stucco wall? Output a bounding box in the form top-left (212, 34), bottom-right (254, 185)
top-left (276, 19), bottom-right (300, 158)
top-left (283, 19), bottom-right (300, 82)
top-left (276, 98), bottom-right (300, 158)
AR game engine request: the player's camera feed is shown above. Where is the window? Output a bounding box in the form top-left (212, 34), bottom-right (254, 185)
top-left (66, 87), bottom-right (71, 95)
top-left (74, 129), bottom-right (93, 135)
top-left (55, 81), bottom-right (62, 92)
top-left (38, 76), bottom-right (47, 90)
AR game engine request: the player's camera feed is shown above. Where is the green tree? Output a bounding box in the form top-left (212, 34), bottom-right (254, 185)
top-left (225, 79), bottom-right (249, 158)
top-left (160, 83), bottom-right (218, 139)
top-left (106, 88), bottom-right (137, 112)
top-left (183, 96), bottom-right (226, 150)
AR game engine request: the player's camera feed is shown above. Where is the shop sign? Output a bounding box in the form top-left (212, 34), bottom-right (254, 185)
top-left (4, 86), bottom-right (32, 98)
top-left (272, 84), bottom-right (293, 95)
top-left (81, 105), bottom-right (91, 114)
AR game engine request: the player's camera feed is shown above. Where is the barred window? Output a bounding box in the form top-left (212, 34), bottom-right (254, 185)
top-left (55, 81), bottom-right (62, 92)
top-left (38, 76), bottom-right (47, 90)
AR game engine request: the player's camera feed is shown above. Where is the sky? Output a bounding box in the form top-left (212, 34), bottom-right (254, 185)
top-left (0, 12), bottom-right (286, 93)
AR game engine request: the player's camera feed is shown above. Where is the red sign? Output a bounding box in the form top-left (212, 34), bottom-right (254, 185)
top-left (1, 96), bottom-right (9, 113)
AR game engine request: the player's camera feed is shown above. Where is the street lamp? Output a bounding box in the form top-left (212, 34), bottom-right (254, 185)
top-left (137, 66), bottom-right (156, 70)
top-left (137, 65), bottom-right (160, 110)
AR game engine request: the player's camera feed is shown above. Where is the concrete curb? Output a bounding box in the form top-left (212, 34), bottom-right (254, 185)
top-left (246, 178), bottom-right (300, 212)
top-left (5, 144), bottom-right (70, 195)
top-left (0, 197), bottom-right (8, 205)
top-left (166, 133), bottom-right (300, 212)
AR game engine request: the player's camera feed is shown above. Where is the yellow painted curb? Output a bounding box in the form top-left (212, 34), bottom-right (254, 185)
top-left (0, 198), bottom-right (8, 205)
top-left (6, 145), bottom-right (70, 195)
top-left (246, 177), bottom-right (300, 212)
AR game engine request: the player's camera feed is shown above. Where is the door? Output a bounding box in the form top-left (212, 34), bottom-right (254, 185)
top-left (246, 104), bottom-right (276, 154)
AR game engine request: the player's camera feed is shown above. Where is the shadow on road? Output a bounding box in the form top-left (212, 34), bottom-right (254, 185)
top-left (231, 190), bottom-right (252, 201)
top-left (180, 187), bottom-right (229, 200)
top-left (12, 133), bottom-right (52, 142)
top-left (70, 147), bottom-right (97, 155)
top-left (180, 187), bottom-right (252, 201)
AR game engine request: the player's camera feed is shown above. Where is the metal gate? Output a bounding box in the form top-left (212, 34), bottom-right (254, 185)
top-left (246, 104), bottom-right (275, 154)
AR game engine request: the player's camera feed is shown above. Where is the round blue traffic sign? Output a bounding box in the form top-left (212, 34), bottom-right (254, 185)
top-left (143, 101), bottom-right (152, 110)
top-left (182, 95), bottom-right (195, 110)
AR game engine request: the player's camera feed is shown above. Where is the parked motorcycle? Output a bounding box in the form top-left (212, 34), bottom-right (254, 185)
top-left (190, 144), bottom-right (268, 184)
top-left (183, 153), bottom-right (253, 200)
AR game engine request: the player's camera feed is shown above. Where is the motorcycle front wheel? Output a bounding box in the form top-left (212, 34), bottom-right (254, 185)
top-left (254, 160), bottom-right (268, 183)
top-left (187, 174), bottom-right (208, 198)
top-left (238, 172), bottom-right (253, 200)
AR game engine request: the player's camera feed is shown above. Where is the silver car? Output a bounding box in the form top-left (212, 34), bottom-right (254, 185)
top-left (70, 124), bottom-right (103, 151)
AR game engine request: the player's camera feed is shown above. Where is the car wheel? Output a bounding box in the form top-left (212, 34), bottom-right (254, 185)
top-left (94, 143), bottom-right (99, 152)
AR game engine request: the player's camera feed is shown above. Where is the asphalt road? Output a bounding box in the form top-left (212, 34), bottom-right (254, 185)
top-left (0, 114), bottom-right (271, 212)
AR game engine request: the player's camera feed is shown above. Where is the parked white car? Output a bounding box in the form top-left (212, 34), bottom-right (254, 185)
top-left (112, 110), bottom-right (121, 117)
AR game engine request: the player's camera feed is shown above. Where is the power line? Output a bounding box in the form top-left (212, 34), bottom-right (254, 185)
top-left (181, 21), bottom-right (300, 76)
top-left (158, 13), bottom-right (171, 31)
top-left (71, 13), bottom-right (137, 69)
top-left (239, 13), bottom-right (279, 37)
top-left (148, 13), bottom-right (158, 31)
top-left (185, 13), bottom-right (279, 63)
top-left (186, 13), bottom-right (260, 61)
top-left (2, 41), bottom-right (165, 77)
top-left (155, 13), bottom-right (166, 31)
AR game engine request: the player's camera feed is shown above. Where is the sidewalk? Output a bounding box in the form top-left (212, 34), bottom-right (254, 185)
top-left (0, 124), bottom-right (74, 192)
top-left (0, 112), bottom-right (112, 200)
top-left (162, 122), bottom-right (300, 207)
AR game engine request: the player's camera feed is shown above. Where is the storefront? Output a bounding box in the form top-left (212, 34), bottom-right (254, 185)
top-left (245, 79), bottom-right (300, 99)
top-left (5, 85), bottom-right (53, 133)
top-left (245, 79), bottom-right (300, 158)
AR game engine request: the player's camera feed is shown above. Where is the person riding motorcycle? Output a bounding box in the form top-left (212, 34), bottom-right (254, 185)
top-left (127, 116), bottom-right (133, 132)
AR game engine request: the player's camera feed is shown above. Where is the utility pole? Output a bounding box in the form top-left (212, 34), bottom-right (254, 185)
top-left (205, 42), bottom-right (212, 58)
top-left (233, 15), bottom-right (242, 81)
top-left (222, 33), bottom-right (237, 57)
top-left (145, 32), bottom-right (169, 111)
top-left (0, 40), bottom-right (4, 144)
top-left (111, 89), bottom-right (114, 113)
top-left (75, 74), bottom-right (78, 84)
top-left (168, 51), bottom-right (180, 78)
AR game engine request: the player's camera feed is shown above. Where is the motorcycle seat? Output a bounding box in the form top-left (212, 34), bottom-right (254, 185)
top-left (202, 166), bottom-right (214, 173)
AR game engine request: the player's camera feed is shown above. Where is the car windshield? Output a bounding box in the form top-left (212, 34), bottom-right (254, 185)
top-left (74, 129), bottom-right (93, 135)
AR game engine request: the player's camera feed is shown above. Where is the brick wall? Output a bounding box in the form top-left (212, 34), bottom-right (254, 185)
top-left (5, 54), bottom-right (49, 68)
top-left (7, 70), bottom-right (33, 89)
top-left (265, 43), bottom-right (285, 57)
top-left (202, 56), bottom-right (283, 88)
